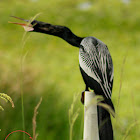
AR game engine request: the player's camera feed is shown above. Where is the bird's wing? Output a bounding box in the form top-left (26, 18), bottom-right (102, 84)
top-left (79, 37), bottom-right (113, 99)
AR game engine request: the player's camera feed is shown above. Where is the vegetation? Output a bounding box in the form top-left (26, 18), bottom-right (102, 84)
top-left (0, 0), bottom-right (140, 139)
top-left (0, 93), bottom-right (14, 111)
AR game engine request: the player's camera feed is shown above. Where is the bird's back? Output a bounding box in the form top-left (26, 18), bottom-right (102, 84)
top-left (79, 37), bottom-right (114, 99)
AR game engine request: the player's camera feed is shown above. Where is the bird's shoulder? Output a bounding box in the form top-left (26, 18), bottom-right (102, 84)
top-left (80, 36), bottom-right (97, 47)
top-left (80, 36), bottom-right (107, 49)
top-left (79, 36), bottom-right (113, 69)
top-left (80, 36), bottom-right (109, 54)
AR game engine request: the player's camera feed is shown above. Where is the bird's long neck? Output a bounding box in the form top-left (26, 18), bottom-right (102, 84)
top-left (32, 20), bottom-right (83, 47)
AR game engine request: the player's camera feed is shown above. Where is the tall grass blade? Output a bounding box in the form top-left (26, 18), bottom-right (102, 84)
top-left (69, 93), bottom-right (80, 140)
top-left (117, 55), bottom-right (127, 111)
top-left (19, 13), bottom-right (41, 140)
top-left (122, 121), bottom-right (140, 140)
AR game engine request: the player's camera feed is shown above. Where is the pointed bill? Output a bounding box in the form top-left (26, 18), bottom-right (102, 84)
top-left (8, 21), bottom-right (34, 31)
top-left (9, 16), bottom-right (34, 32)
top-left (10, 16), bottom-right (29, 22)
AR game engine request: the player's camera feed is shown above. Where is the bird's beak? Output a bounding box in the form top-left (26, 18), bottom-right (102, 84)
top-left (9, 16), bottom-right (34, 32)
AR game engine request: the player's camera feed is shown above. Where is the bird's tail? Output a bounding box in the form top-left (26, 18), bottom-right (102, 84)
top-left (97, 105), bottom-right (114, 140)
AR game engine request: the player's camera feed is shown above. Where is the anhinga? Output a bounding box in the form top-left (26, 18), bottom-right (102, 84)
top-left (10, 16), bottom-right (115, 140)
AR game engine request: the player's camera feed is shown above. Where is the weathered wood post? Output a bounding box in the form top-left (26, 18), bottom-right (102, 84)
top-left (83, 91), bottom-right (99, 140)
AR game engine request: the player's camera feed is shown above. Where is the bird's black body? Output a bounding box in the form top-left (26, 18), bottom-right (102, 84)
top-left (79, 37), bottom-right (114, 140)
top-left (11, 17), bottom-right (114, 140)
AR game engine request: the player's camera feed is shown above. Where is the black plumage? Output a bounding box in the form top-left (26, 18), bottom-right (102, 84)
top-left (79, 37), bottom-right (114, 140)
top-left (10, 17), bottom-right (115, 140)
top-left (79, 37), bottom-right (114, 109)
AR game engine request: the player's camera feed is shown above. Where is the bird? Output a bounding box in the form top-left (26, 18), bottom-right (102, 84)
top-left (10, 16), bottom-right (115, 140)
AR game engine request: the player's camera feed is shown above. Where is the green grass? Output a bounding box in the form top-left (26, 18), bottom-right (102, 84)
top-left (0, 0), bottom-right (140, 139)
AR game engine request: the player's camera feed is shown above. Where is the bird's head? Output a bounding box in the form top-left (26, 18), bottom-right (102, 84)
top-left (9, 16), bottom-right (38, 32)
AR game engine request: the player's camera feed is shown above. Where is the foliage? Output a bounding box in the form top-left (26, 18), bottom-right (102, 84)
top-left (0, 93), bottom-right (14, 111)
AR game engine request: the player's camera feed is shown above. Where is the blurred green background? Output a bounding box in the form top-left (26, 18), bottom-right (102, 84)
top-left (0, 0), bottom-right (140, 139)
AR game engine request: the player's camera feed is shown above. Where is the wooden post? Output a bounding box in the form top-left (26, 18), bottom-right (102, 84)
top-left (83, 91), bottom-right (99, 140)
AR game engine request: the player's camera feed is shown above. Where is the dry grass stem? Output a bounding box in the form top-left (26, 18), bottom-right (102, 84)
top-left (33, 97), bottom-right (42, 140)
